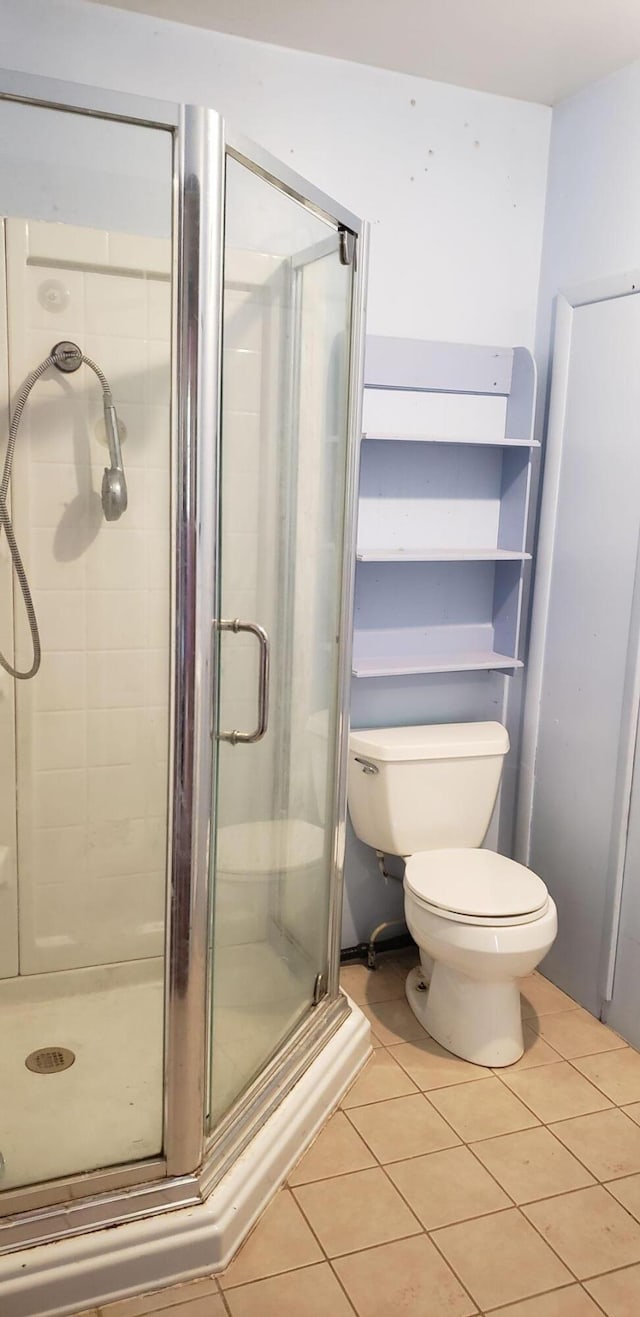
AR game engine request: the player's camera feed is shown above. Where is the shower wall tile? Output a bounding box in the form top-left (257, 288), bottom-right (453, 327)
top-left (222, 348), bottom-right (262, 413)
top-left (147, 279), bottom-right (171, 337)
top-left (83, 334), bottom-right (147, 403)
top-left (33, 711), bottom-right (87, 772)
top-left (109, 231), bottom-right (171, 278)
top-left (86, 650), bottom-right (148, 708)
top-left (34, 652), bottom-right (88, 712)
top-left (87, 765), bottom-right (147, 825)
top-left (0, 221), bottom-right (19, 978)
top-left (26, 265), bottom-right (85, 334)
top-left (30, 463), bottom-right (85, 526)
top-left (33, 825), bottom-right (87, 886)
top-left (85, 272), bottom-right (148, 339)
top-left (32, 590), bottom-right (87, 650)
top-left (86, 590), bottom-right (148, 650)
top-left (5, 217), bottom-right (171, 975)
top-left (27, 219), bottom-right (109, 266)
top-left (34, 768), bottom-right (87, 828)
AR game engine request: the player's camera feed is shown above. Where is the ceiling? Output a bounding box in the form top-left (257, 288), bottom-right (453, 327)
top-left (91, 0), bottom-right (640, 105)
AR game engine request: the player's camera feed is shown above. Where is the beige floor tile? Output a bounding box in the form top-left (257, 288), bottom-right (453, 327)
top-left (347, 1092), bottom-right (460, 1163)
top-left (500, 1025), bottom-right (564, 1073)
top-left (223, 1262), bottom-right (354, 1316)
top-left (99, 1279), bottom-right (220, 1316)
top-left (387, 1144), bottom-right (510, 1228)
top-left (333, 1233), bottom-right (476, 1317)
top-left (523, 1185), bottom-right (640, 1278)
top-left (572, 1048), bottom-right (640, 1105)
top-left (360, 998), bottom-right (426, 1046)
top-left (471, 1126), bottom-right (595, 1204)
top-left (146, 1300), bottom-right (226, 1317)
top-left (432, 1207), bottom-right (571, 1311)
top-left (388, 1035), bottom-right (492, 1090)
top-left (520, 974), bottom-right (578, 1020)
top-left (428, 1077), bottom-right (539, 1142)
top-left (550, 1108), bottom-right (640, 1181)
top-left (340, 1049), bottom-right (417, 1109)
top-left (484, 1285), bottom-right (603, 1315)
top-left (532, 1008), bottom-right (627, 1060)
top-left (340, 960), bottom-right (405, 1005)
top-left (219, 1190), bottom-right (322, 1289)
top-left (607, 1173), bottom-right (640, 1222)
top-left (623, 1102), bottom-right (640, 1126)
top-left (292, 1166), bottom-right (420, 1257)
top-left (585, 1261), bottom-right (640, 1315)
top-left (501, 1061), bottom-right (613, 1123)
top-left (288, 1111), bottom-right (376, 1185)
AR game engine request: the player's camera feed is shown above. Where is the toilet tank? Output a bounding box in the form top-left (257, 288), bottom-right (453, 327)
top-left (348, 722), bottom-right (509, 857)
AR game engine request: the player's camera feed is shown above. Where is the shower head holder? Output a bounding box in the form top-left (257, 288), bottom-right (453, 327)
top-left (51, 340), bottom-right (83, 373)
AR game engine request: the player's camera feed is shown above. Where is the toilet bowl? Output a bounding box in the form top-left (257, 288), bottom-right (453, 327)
top-left (404, 849), bottom-right (557, 1065)
top-left (347, 721), bottom-right (558, 1067)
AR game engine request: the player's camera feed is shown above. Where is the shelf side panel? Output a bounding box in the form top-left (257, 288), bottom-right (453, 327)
top-left (497, 447), bottom-right (531, 554)
top-left (492, 560), bottom-right (522, 662)
top-left (505, 347), bottom-right (536, 441)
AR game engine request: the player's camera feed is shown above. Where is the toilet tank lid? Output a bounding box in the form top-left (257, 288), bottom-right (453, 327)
top-left (349, 721), bottom-right (509, 762)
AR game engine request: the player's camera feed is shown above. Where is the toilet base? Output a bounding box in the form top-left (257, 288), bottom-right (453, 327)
top-left (405, 964), bottom-right (524, 1067)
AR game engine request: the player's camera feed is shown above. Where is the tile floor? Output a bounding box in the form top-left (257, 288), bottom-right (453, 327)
top-left (79, 951), bottom-right (640, 1317)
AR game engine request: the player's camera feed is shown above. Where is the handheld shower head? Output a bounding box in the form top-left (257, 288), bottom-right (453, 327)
top-left (0, 341), bottom-right (131, 681)
top-left (50, 341), bottom-right (128, 522)
top-left (101, 399), bottom-right (128, 521)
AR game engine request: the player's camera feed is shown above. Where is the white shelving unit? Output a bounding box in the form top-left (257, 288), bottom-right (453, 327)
top-left (353, 337), bottom-right (537, 682)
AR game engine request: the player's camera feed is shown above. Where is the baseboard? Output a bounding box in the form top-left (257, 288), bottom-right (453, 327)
top-left (340, 933), bottom-right (416, 964)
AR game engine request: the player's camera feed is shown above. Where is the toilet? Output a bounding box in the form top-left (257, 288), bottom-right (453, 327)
top-left (348, 721), bottom-right (557, 1066)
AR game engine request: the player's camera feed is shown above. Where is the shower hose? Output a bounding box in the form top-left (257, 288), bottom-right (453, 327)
top-left (0, 349), bottom-right (114, 680)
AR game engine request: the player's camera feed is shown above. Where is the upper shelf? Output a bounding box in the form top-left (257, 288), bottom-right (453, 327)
top-left (356, 549), bottom-right (532, 562)
top-left (362, 432), bottom-right (540, 448)
top-left (352, 650), bottom-right (524, 678)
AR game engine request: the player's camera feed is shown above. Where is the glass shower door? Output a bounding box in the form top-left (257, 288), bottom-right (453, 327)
top-left (208, 156), bottom-right (354, 1125)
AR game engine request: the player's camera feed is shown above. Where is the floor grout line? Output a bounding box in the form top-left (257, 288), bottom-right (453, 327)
top-left (100, 970), bottom-right (640, 1316)
top-left (373, 1158), bottom-right (482, 1315)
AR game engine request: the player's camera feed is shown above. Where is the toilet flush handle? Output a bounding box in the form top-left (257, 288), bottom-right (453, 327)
top-left (354, 756), bottom-right (379, 775)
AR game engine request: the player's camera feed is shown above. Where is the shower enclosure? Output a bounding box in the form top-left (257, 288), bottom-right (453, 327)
top-left (0, 71), bottom-right (368, 1311)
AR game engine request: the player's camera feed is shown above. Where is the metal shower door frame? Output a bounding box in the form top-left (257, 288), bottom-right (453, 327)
top-left (0, 69), bottom-right (367, 1253)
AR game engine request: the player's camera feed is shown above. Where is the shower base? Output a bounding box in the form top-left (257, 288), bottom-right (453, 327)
top-left (0, 993), bottom-right (370, 1317)
top-left (0, 959), bottom-right (164, 1192)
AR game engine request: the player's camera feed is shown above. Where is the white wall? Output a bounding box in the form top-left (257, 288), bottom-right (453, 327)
top-left (1, 0), bottom-right (552, 947)
top-left (535, 59), bottom-right (640, 400)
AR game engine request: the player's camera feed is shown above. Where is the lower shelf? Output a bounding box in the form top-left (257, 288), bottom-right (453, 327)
top-left (352, 650), bottom-right (524, 678)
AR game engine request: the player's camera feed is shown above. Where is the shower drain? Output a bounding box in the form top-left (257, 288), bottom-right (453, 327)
top-left (25, 1047), bottom-right (76, 1074)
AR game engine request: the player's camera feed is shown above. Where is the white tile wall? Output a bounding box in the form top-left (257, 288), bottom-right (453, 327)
top-left (3, 218), bottom-right (171, 975)
top-left (0, 222), bottom-right (19, 977)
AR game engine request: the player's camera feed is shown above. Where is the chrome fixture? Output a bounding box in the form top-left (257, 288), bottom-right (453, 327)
top-left (0, 341), bottom-right (127, 680)
top-left (217, 618), bottom-right (270, 744)
top-left (50, 341), bottom-right (128, 523)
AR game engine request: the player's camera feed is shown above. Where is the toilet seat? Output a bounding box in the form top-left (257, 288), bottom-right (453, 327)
top-left (404, 848), bottom-right (549, 927)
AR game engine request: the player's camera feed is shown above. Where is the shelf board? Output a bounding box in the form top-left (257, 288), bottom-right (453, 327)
top-left (356, 548), bottom-right (531, 563)
top-left (362, 432), bottom-right (539, 448)
top-left (352, 651), bottom-right (524, 678)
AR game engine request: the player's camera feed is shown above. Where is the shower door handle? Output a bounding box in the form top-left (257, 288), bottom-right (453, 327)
top-left (217, 619), bottom-right (270, 745)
